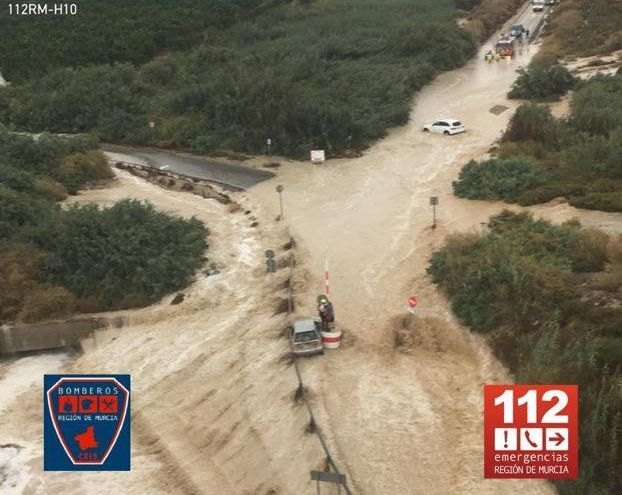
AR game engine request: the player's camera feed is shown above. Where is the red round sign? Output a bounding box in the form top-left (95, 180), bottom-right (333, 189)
top-left (408, 296), bottom-right (417, 308)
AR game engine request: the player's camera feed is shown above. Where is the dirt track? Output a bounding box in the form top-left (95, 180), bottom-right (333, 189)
top-left (2, 6), bottom-right (622, 495)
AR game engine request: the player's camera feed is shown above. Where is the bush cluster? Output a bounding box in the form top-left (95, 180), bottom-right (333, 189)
top-left (508, 64), bottom-right (577, 101)
top-left (428, 211), bottom-right (621, 494)
top-left (0, 0), bottom-right (277, 82)
top-left (455, 72), bottom-right (622, 211)
top-left (0, 129), bottom-right (208, 322)
top-left (536, 0), bottom-right (622, 61)
top-left (0, 0), bottom-right (477, 158)
top-left (453, 157), bottom-right (547, 202)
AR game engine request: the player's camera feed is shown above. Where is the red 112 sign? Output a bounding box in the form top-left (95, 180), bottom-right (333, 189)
top-left (484, 385), bottom-right (578, 479)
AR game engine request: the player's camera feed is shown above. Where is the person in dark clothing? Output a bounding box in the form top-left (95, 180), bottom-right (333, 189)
top-left (317, 295), bottom-right (335, 331)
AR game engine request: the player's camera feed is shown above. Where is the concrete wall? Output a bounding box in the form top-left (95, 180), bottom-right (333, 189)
top-left (0, 317), bottom-right (124, 355)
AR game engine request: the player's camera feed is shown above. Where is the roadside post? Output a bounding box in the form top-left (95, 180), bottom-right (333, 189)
top-left (324, 259), bottom-right (330, 295)
top-left (148, 121), bottom-right (155, 142)
top-left (267, 138), bottom-right (272, 158)
top-left (310, 150), bottom-right (325, 164)
top-left (276, 184), bottom-right (284, 219)
top-left (407, 296), bottom-right (417, 314)
top-left (265, 249), bottom-right (276, 279)
top-left (430, 196), bottom-right (438, 229)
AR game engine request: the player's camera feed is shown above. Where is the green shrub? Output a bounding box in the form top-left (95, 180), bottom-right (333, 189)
top-left (18, 286), bottom-right (76, 323)
top-left (453, 157), bottom-right (547, 202)
top-left (34, 177), bottom-right (68, 201)
top-left (508, 64), bottom-right (577, 100)
top-left (58, 150), bottom-right (113, 193)
top-left (570, 73), bottom-right (622, 136)
top-left (0, 244), bottom-right (44, 323)
top-left (503, 103), bottom-right (560, 148)
top-left (517, 182), bottom-right (587, 205)
top-left (39, 199), bottom-right (208, 310)
top-left (0, 163), bottom-right (36, 192)
top-left (570, 192), bottom-right (622, 212)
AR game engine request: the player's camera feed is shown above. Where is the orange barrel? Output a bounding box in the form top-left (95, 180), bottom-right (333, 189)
top-left (321, 328), bottom-right (342, 349)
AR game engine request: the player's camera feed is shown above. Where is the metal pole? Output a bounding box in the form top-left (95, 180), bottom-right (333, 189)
top-left (276, 185), bottom-right (284, 218)
top-left (430, 196), bottom-right (438, 229)
top-left (288, 254), bottom-right (294, 314)
top-left (324, 259), bottom-right (329, 295)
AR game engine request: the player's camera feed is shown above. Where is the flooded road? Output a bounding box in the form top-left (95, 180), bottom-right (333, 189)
top-left (2, 4), bottom-right (618, 495)
top-left (102, 144), bottom-right (274, 190)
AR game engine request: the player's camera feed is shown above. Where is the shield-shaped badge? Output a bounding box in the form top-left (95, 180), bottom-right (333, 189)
top-left (44, 375), bottom-right (131, 471)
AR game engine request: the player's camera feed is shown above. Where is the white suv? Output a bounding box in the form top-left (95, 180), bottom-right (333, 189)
top-left (533, 0), bottom-right (545, 12)
top-left (423, 119), bottom-right (465, 135)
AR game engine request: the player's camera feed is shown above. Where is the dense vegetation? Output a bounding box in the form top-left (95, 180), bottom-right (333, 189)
top-left (454, 72), bottom-right (622, 211)
top-left (0, 128), bottom-right (207, 322)
top-left (536, 0), bottom-right (622, 64)
top-left (0, 0), bottom-right (282, 82)
top-left (428, 211), bottom-right (621, 495)
top-left (453, 157), bottom-right (548, 202)
top-left (456, 0), bottom-right (524, 41)
top-left (508, 64), bottom-right (577, 101)
top-left (0, 0), bottom-right (477, 158)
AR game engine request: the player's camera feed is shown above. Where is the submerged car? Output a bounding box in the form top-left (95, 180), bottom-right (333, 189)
top-left (423, 119), bottom-right (465, 135)
top-left (289, 318), bottom-right (323, 357)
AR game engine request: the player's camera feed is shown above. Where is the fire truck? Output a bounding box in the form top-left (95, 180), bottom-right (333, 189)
top-left (495, 36), bottom-right (516, 57)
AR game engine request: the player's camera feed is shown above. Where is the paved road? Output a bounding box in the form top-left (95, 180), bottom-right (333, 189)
top-left (102, 144), bottom-right (275, 190)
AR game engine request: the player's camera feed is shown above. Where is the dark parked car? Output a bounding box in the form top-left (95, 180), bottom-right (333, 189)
top-left (509, 24), bottom-right (526, 39)
top-left (289, 318), bottom-right (323, 357)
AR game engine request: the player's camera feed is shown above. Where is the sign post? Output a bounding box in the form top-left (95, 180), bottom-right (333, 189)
top-left (310, 150), bottom-right (325, 163)
top-left (267, 138), bottom-right (272, 158)
top-left (324, 259), bottom-right (330, 295)
top-left (265, 249), bottom-right (276, 278)
top-left (148, 121), bottom-right (156, 142)
top-left (429, 196), bottom-right (438, 229)
top-left (276, 184), bottom-right (284, 218)
top-left (407, 296), bottom-right (417, 314)
top-left (310, 470), bottom-right (347, 494)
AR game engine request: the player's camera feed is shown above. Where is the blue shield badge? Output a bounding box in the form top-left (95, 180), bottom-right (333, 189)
top-left (44, 375), bottom-right (130, 470)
